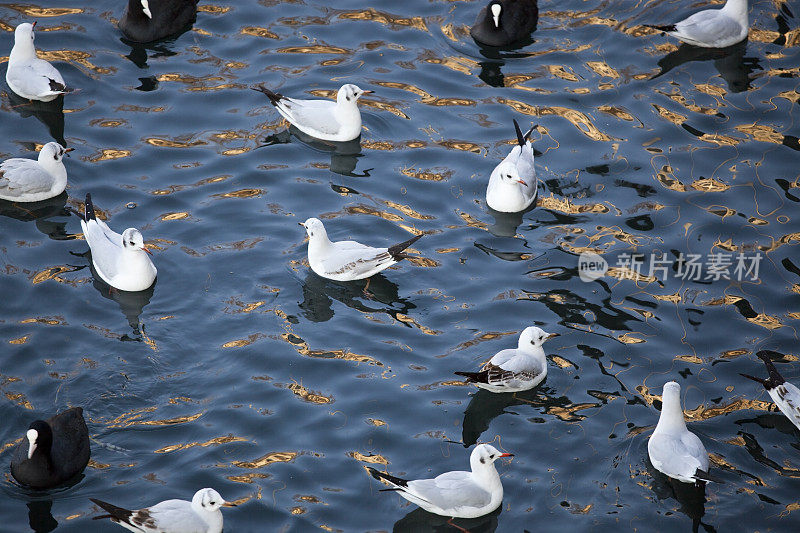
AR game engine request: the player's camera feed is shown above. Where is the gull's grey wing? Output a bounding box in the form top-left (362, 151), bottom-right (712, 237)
top-left (407, 471), bottom-right (492, 511)
top-left (7, 60), bottom-right (65, 98)
top-left (82, 219), bottom-right (122, 280)
top-left (0, 159), bottom-right (54, 197)
top-left (320, 241), bottom-right (393, 278)
top-left (649, 432), bottom-right (707, 480)
top-left (675, 11), bottom-right (742, 45)
top-left (772, 383), bottom-right (800, 429)
top-left (276, 98), bottom-right (340, 135)
top-left (146, 499), bottom-right (209, 532)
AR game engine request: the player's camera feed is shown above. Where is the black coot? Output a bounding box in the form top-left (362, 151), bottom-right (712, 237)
top-left (119, 0), bottom-right (199, 43)
top-left (10, 407), bottom-right (90, 489)
top-left (470, 0), bottom-right (538, 48)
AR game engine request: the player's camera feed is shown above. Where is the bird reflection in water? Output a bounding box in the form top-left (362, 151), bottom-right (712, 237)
top-left (485, 202), bottom-right (537, 238)
top-left (0, 192), bottom-right (71, 240)
top-left (26, 499), bottom-right (57, 533)
top-left (91, 275), bottom-right (155, 339)
top-left (298, 271), bottom-right (415, 323)
top-left (652, 40), bottom-right (761, 93)
top-left (122, 39), bottom-right (179, 70)
top-left (462, 386), bottom-right (571, 446)
top-left (391, 505), bottom-right (500, 533)
top-left (71, 246), bottom-right (156, 338)
top-left (5, 91), bottom-right (66, 146)
top-left (646, 457), bottom-right (715, 533)
top-left (475, 38), bottom-right (537, 89)
top-left (260, 127), bottom-right (371, 177)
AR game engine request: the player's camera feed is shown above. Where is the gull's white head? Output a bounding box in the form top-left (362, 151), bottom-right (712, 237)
top-left (471, 443), bottom-right (513, 470)
top-left (655, 381), bottom-right (688, 431)
top-left (38, 142), bottom-right (73, 165)
top-left (519, 326), bottom-right (558, 349)
top-left (121, 228), bottom-right (152, 255)
top-left (193, 488), bottom-right (234, 512)
top-left (26, 428), bottom-right (38, 460)
top-left (299, 217), bottom-right (328, 242)
top-left (13, 22), bottom-right (36, 54)
top-left (490, 2), bottom-right (502, 28)
top-left (140, 0), bottom-right (153, 19)
top-left (661, 381), bottom-right (681, 405)
top-left (337, 84), bottom-right (372, 105)
top-left (495, 160), bottom-right (529, 188)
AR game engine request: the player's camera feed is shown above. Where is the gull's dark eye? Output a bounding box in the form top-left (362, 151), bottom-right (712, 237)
top-left (129, 241), bottom-right (135, 246)
top-left (490, 454), bottom-right (495, 459)
top-left (210, 501), bottom-right (215, 505)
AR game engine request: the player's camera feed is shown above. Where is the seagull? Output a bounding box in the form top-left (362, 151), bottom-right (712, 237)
top-left (119, 0), bottom-right (199, 43)
top-left (455, 326), bottom-right (557, 393)
top-left (486, 119), bottom-right (538, 213)
top-left (299, 217), bottom-right (422, 282)
top-left (10, 407), bottom-right (90, 489)
top-left (740, 350), bottom-right (800, 430)
top-left (0, 142), bottom-right (73, 202)
top-left (648, 381), bottom-right (722, 485)
top-left (644, 0), bottom-right (748, 48)
top-left (367, 443), bottom-right (513, 519)
top-left (72, 193), bottom-right (157, 292)
top-left (90, 488), bottom-right (235, 533)
top-left (252, 84), bottom-right (373, 142)
top-left (6, 22), bottom-right (74, 102)
top-left (470, 0), bottom-right (539, 48)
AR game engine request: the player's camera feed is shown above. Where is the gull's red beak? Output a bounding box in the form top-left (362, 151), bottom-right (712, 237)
top-left (32, 21), bottom-right (37, 28)
top-left (499, 452), bottom-right (514, 458)
top-left (362, 90), bottom-right (374, 94)
top-left (516, 179), bottom-right (528, 187)
top-left (142, 244), bottom-right (153, 255)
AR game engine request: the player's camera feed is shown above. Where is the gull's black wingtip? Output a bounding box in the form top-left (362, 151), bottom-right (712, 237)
top-left (644, 23), bottom-right (677, 33)
top-left (84, 192), bottom-right (96, 221)
top-left (252, 84), bottom-right (283, 106)
top-left (367, 466), bottom-right (409, 488)
top-left (513, 119), bottom-right (525, 148)
top-left (755, 351), bottom-right (786, 386)
top-left (388, 233), bottom-right (423, 261)
top-left (694, 469), bottom-right (726, 484)
top-left (455, 370), bottom-right (488, 383)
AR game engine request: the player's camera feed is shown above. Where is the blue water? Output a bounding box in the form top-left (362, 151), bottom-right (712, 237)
top-left (1, 0), bottom-right (799, 531)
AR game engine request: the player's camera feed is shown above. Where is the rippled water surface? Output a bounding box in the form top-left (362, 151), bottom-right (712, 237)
top-left (1, 0), bottom-right (799, 531)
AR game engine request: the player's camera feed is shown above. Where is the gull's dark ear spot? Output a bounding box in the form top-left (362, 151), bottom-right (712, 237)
top-left (346, 96), bottom-right (351, 102)
top-left (480, 457), bottom-right (486, 464)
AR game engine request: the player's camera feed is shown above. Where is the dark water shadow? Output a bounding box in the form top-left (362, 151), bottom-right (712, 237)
top-left (5, 91), bottom-right (65, 146)
top-left (735, 412), bottom-right (800, 438)
top-left (0, 192), bottom-right (72, 240)
top-left (461, 385), bottom-right (575, 446)
top-left (81, 268), bottom-right (156, 339)
top-left (91, 276), bottom-right (156, 337)
top-left (392, 505), bottom-right (500, 533)
top-left (70, 248), bottom-right (156, 337)
top-left (121, 37), bottom-right (181, 70)
top-left (485, 201), bottom-right (537, 238)
top-left (298, 271), bottom-right (416, 323)
top-left (646, 456), bottom-right (714, 533)
top-left (27, 499), bottom-right (58, 533)
top-left (261, 128), bottom-right (369, 177)
top-left (474, 39), bottom-right (537, 88)
top-left (652, 40), bottom-right (761, 93)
